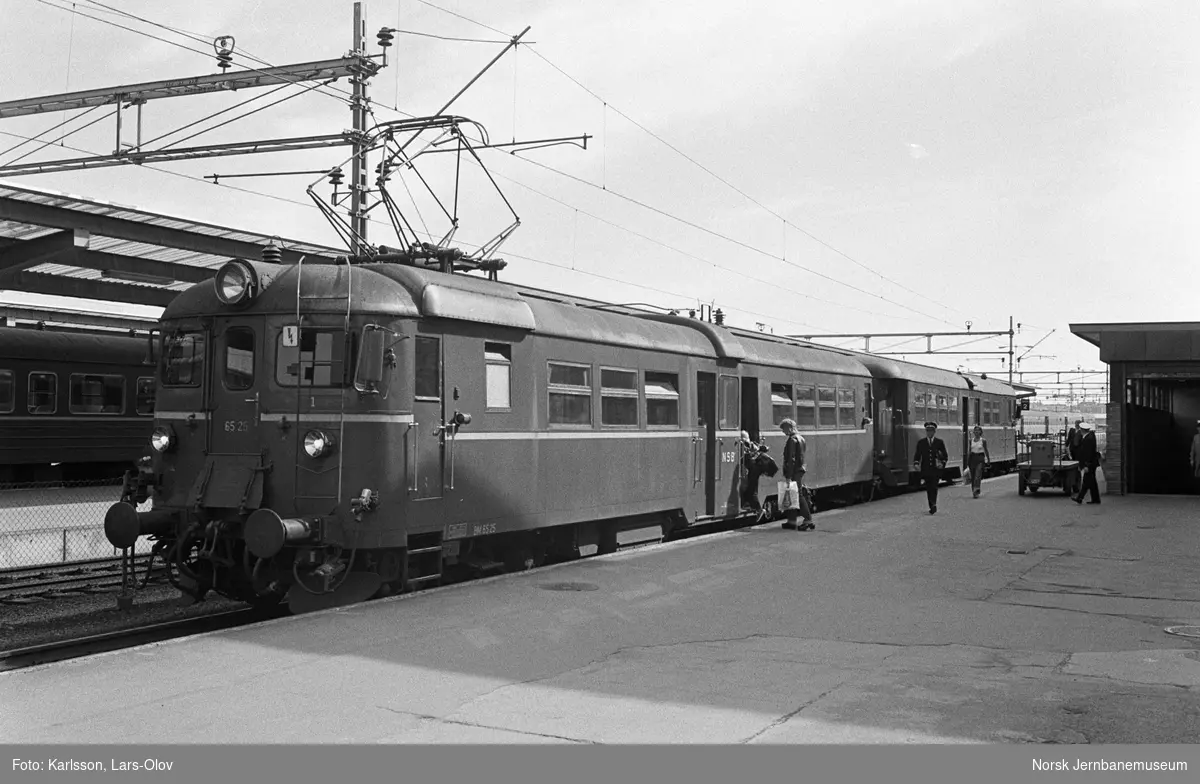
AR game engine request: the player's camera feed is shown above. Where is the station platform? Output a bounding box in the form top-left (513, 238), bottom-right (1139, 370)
top-left (2, 475), bottom-right (1199, 744)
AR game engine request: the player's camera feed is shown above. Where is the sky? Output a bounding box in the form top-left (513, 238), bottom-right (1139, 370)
top-left (1, 0), bottom-right (1198, 404)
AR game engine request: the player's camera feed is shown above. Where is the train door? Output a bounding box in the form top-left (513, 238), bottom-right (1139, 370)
top-left (209, 319), bottom-right (261, 456)
top-left (716, 373), bottom-right (742, 516)
top-left (696, 372), bottom-right (715, 516)
top-left (893, 388), bottom-right (910, 473)
top-left (961, 396), bottom-right (971, 464)
top-left (739, 376), bottom-right (760, 510)
top-left (189, 319), bottom-right (270, 514)
top-left (408, 333), bottom-right (446, 529)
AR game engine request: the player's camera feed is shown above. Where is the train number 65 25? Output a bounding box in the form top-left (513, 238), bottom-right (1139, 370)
top-left (223, 420), bottom-right (249, 432)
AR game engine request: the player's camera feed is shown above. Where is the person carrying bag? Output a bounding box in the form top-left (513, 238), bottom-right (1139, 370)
top-left (778, 418), bottom-right (814, 531)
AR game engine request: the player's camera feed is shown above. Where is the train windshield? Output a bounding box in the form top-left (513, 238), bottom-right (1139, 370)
top-left (276, 329), bottom-right (352, 387)
top-left (162, 330), bottom-right (206, 387)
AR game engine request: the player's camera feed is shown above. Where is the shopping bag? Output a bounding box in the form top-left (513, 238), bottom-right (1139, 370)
top-left (777, 480), bottom-right (799, 511)
top-left (1095, 465), bottom-right (1107, 495)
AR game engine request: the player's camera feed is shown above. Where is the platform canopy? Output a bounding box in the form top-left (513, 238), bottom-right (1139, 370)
top-left (0, 182), bottom-right (344, 328)
top-left (1071, 321), bottom-right (1200, 362)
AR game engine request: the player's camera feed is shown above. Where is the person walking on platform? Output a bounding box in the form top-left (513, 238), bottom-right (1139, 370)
top-left (1072, 422), bottom-right (1101, 505)
top-left (779, 418), bottom-right (814, 531)
top-left (1066, 419), bottom-right (1083, 460)
top-left (913, 421), bottom-right (948, 514)
top-left (967, 424), bottom-right (991, 498)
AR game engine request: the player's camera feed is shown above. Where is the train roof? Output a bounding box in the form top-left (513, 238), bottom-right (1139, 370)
top-left (0, 327), bottom-right (150, 365)
top-left (854, 353), bottom-right (1019, 395)
top-left (852, 354), bottom-right (967, 387)
top-left (964, 375), bottom-right (1016, 395)
top-left (725, 329), bottom-right (871, 376)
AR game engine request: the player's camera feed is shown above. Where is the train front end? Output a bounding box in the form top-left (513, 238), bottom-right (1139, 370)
top-left (104, 256), bottom-right (415, 610)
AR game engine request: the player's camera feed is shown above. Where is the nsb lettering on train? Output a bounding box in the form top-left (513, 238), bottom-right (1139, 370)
top-left (105, 244), bottom-right (1022, 612)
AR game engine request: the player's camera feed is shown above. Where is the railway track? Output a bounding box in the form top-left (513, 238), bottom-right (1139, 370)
top-left (0, 607), bottom-right (285, 672)
top-left (0, 555), bottom-right (163, 604)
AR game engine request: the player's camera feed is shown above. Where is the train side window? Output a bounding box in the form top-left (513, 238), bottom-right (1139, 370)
top-left (0, 370), bottom-right (12, 414)
top-left (69, 374), bottom-right (125, 414)
top-left (645, 372), bottom-right (679, 427)
top-left (949, 397), bottom-right (960, 425)
top-left (913, 391), bottom-right (925, 422)
top-left (983, 400), bottom-right (992, 425)
top-left (277, 330), bottom-right (350, 388)
top-left (972, 398), bottom-right (981, 425)
top-left (28, 372), bottom-right (57, 415)
top-left (717, 375), bottom-right (740, 430)
top-left (770, 383), bottom-right (793, 425)
top-left (136, 377), bottom-right (156, 416)
top-left (224, 327), bottom-right (255, 391)
top-left (794, 385), bottom-right (816, 428)
top-left (937, 394), bottom-right (949, 425)
top-left (414, 336), bottom-right (441, 399)
top-left (163, 331), bottom-right (205, 387)
top-left (837, 388), bottom-right (856, 429)
top-left (816, 386), bottom-right (836, 428)
top-left (484, 343), bottom-right (511, 410)
top-left (601, 368), bottom-right (638, 426)
top-left (549, 361), bottom-right (592, 426)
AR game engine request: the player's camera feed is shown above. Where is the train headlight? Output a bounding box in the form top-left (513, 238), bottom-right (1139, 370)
top-left (303, 429), bottom-right (335, 458)
top-left (214, 260), bottom-right (256, 306)
top-left (150, 425), bottom-right (175, 453)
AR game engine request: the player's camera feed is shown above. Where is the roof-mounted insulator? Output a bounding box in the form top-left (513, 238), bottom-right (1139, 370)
top-left (262, 242), bottom-right (282, 264)
top-left (714, 308), bottom-right (725, 326)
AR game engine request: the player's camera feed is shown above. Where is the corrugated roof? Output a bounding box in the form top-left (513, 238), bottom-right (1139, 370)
top-left (0, 182), bottom-right (346, 316)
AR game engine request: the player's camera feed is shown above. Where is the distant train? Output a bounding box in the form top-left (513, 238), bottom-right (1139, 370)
top-left (104, 251), bottom-right (1022, 612)
top-left (0, 328), bottom-right (156, 483)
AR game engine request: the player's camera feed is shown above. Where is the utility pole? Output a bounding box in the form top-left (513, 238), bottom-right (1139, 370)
top-left (1009, 316), bottom-right (1014, 384)
top-left (349, 3), bottom-right (370, 254)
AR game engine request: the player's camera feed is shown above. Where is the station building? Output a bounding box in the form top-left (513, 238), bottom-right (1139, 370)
top-left (1071, 322), bottom-right (1200, 495)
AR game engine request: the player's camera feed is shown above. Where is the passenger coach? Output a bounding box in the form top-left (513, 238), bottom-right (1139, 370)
top-left (0, 328), bottom-right (155, 482)
top-left (856, 354), bottom-right (1020, 487)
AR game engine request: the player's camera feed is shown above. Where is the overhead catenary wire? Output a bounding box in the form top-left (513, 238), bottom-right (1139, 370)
top-left (17, 1), bottom-right (1004, 345)
top-left (412, 0), bottom-right (966, 327)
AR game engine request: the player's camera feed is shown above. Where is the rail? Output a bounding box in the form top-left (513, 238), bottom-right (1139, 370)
top-left (0, 555), bottom-right (159, 603)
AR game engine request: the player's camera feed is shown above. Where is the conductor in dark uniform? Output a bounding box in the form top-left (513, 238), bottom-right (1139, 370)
top-left (913, 421), bottom-right (949, 514)
top-left (1072, 422), bottom-right (1101, 504)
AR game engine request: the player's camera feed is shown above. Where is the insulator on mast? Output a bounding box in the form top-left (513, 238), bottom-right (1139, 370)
top-left (213, 36), bottom-right (236, 72)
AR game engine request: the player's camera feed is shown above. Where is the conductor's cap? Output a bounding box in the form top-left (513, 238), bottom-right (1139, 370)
top-left (923, 421), bottom-right (938, 429)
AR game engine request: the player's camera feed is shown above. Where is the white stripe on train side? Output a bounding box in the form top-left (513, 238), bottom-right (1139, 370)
top-left (259, 412), bottom-right (416, 424)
